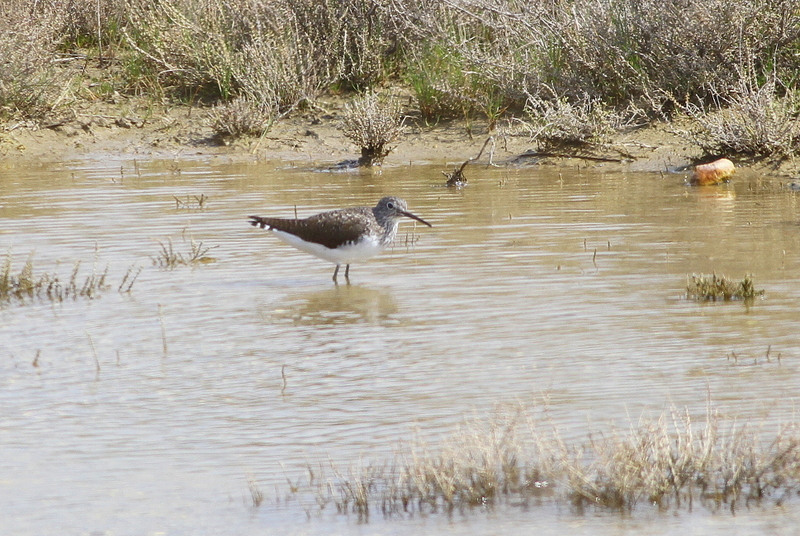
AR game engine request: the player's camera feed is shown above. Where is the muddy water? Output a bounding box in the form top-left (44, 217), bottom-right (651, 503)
top-left (1, 155), bottom-right (799, 535)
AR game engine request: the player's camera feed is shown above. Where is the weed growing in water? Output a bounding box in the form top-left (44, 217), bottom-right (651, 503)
top-left (0, 252), bottom-right (137, 305)
top-left (248, 475), bottom-right (264, 507)
top-left (151, 238), bottom-right (216, 269)
top-left (340, 91), bottom-right (404, 167)
top-left (173, 193), bottom-right (208, 210)
top-left (686, 273), bottom-right (764, 301)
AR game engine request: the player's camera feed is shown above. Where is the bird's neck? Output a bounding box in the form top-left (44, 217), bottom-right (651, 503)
top-left (379, 220), bottom-right (400, 246)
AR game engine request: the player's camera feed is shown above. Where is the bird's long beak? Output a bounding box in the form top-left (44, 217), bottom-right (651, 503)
top-left (400, 209), bottom-right (432, 227)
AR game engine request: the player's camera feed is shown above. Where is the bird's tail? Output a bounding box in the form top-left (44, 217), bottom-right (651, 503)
top-left (248, 216), bottom-right (268, 229)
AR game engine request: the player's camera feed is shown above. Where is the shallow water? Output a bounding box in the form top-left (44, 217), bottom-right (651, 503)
top-left (1, 155), bottom-right (799, 535)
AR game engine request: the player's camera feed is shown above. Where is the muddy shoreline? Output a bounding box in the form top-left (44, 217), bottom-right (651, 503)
top-left (2, 95), bottom-right (799, 181)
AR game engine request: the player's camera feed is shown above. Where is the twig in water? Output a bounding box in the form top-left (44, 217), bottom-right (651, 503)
top-left (86, 331), bottom-right (100, 373)
top-left (158, 304), bottom-right (168, 357)
top-left (443, 136), bottom-right (495, 186)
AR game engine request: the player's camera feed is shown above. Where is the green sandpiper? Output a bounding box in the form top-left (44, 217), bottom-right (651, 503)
top-left (249, 196), bottom-right (432, 282)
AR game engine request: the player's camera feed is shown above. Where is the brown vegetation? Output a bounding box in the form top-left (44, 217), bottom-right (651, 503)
top-left (151, 238), bottom-right (216, 269)
top-left (3, 0), bottom-right (800, 161)
top-left (0, 252), bottom-right (138, 305)
top-left (340, 91), bottom-right (404, 166)
top-left (276, 404), bottom-right (800, 520)
top-left (686, 273), bottom-right (764, 301)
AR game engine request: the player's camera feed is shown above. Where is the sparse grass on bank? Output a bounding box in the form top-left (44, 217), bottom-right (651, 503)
top-left (272, 405), bottom-right (800, 519)
top-left (4, 0), bottom-right (800, 158)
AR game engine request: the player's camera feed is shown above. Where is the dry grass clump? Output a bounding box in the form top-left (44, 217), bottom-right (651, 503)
top-left (280, 405), bottom-right (800, 519)
top-left (0, 252), bottom-right (138, 305)
top-left (565, 408), bottom-right (800, 512)
top-left (340, 92), bottom-right (404, 166)
top-left (207, 97), bottom-right (275, 139)
top-left (151, 238), bottom-right (216, 268)
top-left (686, 273), bottom-right (764, 301)
top-left (679, 76), bottom-right (800, 158)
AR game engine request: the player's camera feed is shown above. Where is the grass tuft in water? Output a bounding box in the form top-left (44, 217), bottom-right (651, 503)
top-left (152, 238), bottom-right (217, 269)
top-left (275, 404), bottom-right (800, 518)
top-left (248, 475), bottom-right (264, 507)
top-left (0, 252), bottom-right (136, 305)
top-left (686, 273), bottom-right (764, 301)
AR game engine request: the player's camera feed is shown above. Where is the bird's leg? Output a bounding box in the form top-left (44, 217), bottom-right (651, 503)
top-left (332, 264), bottom-right (340, 283)
top-left (344, 264), bottom-right (350, 283)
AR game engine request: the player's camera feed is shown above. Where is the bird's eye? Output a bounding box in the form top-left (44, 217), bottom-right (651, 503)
top-left (387, 202), bottom-right (395, 209)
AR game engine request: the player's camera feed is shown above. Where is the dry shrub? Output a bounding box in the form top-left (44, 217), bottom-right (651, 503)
top-left (340, 91), bottom-right (404, 166)
top-left (6, 0), bottom-right (800, 158)
top-left (119, 0), bottom-right (237, 99)
top-left (0, 0), bottom-right (133, 119)
top-left (386, 0), bottom-right (800, 118)
top-left (207, 97), bottom-right (275, 139)
top-left (120, 0), bottom-right (392, 106)
top-left (679, 75), bottom-right (800, 158)
top-left (0, 3), bottom-right (74, 118)
top-left (523, 93), bottom-right (639, 149)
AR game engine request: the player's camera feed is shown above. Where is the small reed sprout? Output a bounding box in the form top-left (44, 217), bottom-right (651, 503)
top-left (340, 91), bottom-right (405, 167)
top-left (280, 404), bottom-right (800, 518)
top-left (686, 273), bottom-right (764, 301)
top-left (173, 193), bottom-right (208, 210)
top-left (248, 476), bottom-right (264, 507)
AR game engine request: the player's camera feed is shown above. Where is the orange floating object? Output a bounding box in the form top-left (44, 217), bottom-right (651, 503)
top-left (690, 158), bottom-right (735, 185)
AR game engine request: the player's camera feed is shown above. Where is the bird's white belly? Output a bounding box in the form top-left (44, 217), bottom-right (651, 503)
top-left (272, 230), bottom-right (386, 264)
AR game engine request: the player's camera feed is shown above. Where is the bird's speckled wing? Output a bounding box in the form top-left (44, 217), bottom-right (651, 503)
top-left (249, 207), bottom-right (374, 249)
